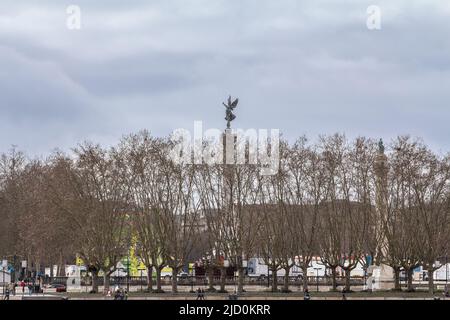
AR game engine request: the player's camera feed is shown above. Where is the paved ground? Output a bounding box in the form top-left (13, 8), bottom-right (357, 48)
top-left (3, 295), bottom-right (448, 300)
top-left (2, 283), bottom-right (449, 300)
top-left (3, 290), bottom-right (449, 300)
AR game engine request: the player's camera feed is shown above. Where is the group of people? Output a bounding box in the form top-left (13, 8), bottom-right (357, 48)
top-left (303, 289), bottom-right (311, 300)
top-left (20, 280), bottom-right (38, 295)
top-left (303, 288), bottom-right (347, 300)
top-left (196, 287), bottom-right (206, 300)
top-left (303, 287), bottom-right (450, 301)
top-left (2, 280), bottom-right (41, 299)
top-left (106, 287), bottom-right (128, 300)
top-left (3, 283), bottom-right (14, 300)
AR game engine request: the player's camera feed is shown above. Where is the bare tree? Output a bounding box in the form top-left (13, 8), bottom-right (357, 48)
top-left (284, 137), bottom-right (323, 292)
top-left (196, 160), bottom-right (234, 293)
top-left (120, 131), bottom-right (168, 292)
top-left (317, 135), bottom-right (375, 292)
top-left (3, 131), bottom-right (449, 297)
top-left (0, 147), bottom-right (26, 262)
top-left (257, 201), bottom-right (283, 292)
top-left (390, 137), bottom-right (450, 293)
top-left (47, 144), bottom-right (131, 293)
top-left (384, 137), bottom-right (424, 291)
top-left (159, 146), bottom-right (201, 293)
top-left (225, 163), bottom-right (263, 293)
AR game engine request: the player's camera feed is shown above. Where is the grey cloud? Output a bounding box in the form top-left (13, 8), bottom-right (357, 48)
top-left (0, 0), bottom-right (449, 156)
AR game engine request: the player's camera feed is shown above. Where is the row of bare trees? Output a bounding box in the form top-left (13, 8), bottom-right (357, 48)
top-left (1, 132), bottom-right (449, 294)
top-left (383, 137), bottom-right (450, 292)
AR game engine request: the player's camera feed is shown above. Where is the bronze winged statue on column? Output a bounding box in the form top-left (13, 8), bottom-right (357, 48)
top-left (223, 95), bottom-right (238, 129)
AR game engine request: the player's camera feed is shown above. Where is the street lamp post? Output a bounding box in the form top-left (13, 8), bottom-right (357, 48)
top-left (126, 242), bottom-right (130, 293)
top-left (12, 255), bottom-right (16, 284)
top-left (314, 267), bottom-right (320, 292)
top-left (234, 268), bottom-right (237, 293)
top-left (2, 259), bottom-right (8, 297)
top-left (21, 260), bottom-right (27, 282)
top-left (189, 261), bottom-right (195, 294)
top-left (2, 265), bottom-right (5, 297)
top-left (140, 269), bottom-right (143, 292)
top-left (363, 268), bottom-right (367, 291)
top-left (224, 259), bottom-right (231, 293)
top-left (126, 263), bottom-right (130, 292)
top-left (190, 268), bottom-right (195, 294)
top-left (241, 260), bottom-right (248, 295)
top-left (446, 255), bottom-right (448, 294)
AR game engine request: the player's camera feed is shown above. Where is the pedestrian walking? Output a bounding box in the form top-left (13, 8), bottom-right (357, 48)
top-left (113, 288), bottom-right (122, 300)
top-left (4, 287), bottom-right (10, 300)
top-left (338, 286), bottom-right (346, 300)
top-left (304, 289), bottom-right (311, 301)
top-left (20, 280), bottom-right (25, 294)
top-left (228, 290), bottom-right (238, 300)
top-left (201, 288), bottom-right (205, 300)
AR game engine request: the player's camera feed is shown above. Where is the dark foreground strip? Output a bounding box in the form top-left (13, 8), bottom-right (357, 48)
top-left (0, 299), bottom-right (444, 319)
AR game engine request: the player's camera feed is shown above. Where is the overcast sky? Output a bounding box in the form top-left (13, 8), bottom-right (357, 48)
top-left (1, 0), bottom-right (449, 156)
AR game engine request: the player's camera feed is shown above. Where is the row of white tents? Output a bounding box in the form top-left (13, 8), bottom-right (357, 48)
top-left (247, 257), bottom-right (450, 281)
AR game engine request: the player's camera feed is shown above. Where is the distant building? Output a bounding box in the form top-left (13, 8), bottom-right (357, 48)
top-left (0, 270), bottom-right (11, 284)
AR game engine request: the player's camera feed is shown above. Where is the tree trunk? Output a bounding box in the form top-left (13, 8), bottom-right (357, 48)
top-left (331, 267), bottom-right (337, 291)
top-left (344, 269), bottom-right (351, 292)
top-left (104, 273), bottom-right (110, 293)
top-left (146, 265), bottom-right (153, 292)
top-left (36, 262), bottom-right (41, 282)
top-left (393, 267), bottom-right (401, 291)
top-left (207, 266), bottom-right (215, 291)
top-left (61, 264), bottom-right (66, 276)
top-left (155, 267), bottom-right (163, 292)
top-left (219, 267), bottom-right (227, 292)
top-left (237, 267), bottom-right (244, 293)
top-left (91, 271), bottom-right (99, 293)
top-left (283, 267), bottom-right (290, 292)
top-left (58, 253), bottom-right (65, 276)
top-left (427, 268), bottom-right (434, 294)
top-left (171, 266), bottom-right (179, 293)
top-left (49, 263), bottom-right (54, 282)
top-left (271, 266), bottom-right (278, 292)
top-left (406, 268), bottom-right (414, 292)
top-left (301, 265), bottom-right (308, 291)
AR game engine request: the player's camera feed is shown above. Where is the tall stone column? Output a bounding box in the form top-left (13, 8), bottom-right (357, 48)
top-left (374, 141), bottom-right (388, 259)
top-left (369, 139), bottom-right (394, 290)
top-left (221, 95), bottom-right (239, 207)
top-left (222, 128), bottom-right (236, 209)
